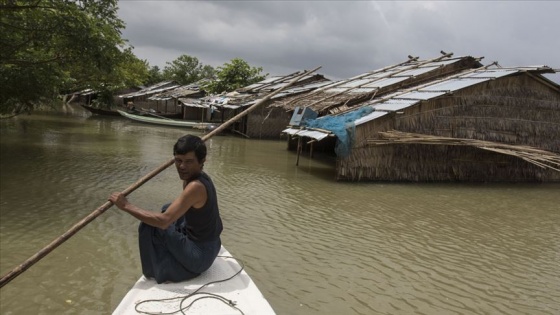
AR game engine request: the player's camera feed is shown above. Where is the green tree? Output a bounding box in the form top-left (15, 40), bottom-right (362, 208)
top-left (203, 58), bottom-right (267, 94)
top-left (200, 65), bottom-right (216, 80)
top-left (162, 54), bottom-right (215, 85)
top-left (90, 48), bottom-right (148, 108)
top-left (146, 65), bottom-right (164, 86)
top-left (113, 48), bottom-right (150, 90)
top-left (0, 0), bottom-right (147, 114)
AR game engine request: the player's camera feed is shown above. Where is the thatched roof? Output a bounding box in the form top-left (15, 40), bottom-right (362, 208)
top-left (177, 97), bottom-right (209, 108)
top-left (149, 82), bottom-right (204, 101)
top-left (118, 81), bottom-right (180, 98)
top-left (271, 53), bottom-right (483, 114)
top-left (75, 88), bottom-right (97, 96)
top-left (352, 64), bottom-right (559, 126)
top-left (237, 72), bottom-right (329, 94)
top-left (201, 70), bottom-right (330, 109)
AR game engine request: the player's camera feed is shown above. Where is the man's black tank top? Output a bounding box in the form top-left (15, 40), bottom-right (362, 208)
top-left (183, 172), bottom-right (223, 242)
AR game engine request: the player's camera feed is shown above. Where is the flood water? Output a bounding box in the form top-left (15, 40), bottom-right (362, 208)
top-left (1, 111), bottom-right (559, 315)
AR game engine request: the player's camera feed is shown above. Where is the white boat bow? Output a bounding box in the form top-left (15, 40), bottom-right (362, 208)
top-left (112, 246), bottom-right (275, 315)
top-left (117, 110), bottom-right (219, 130)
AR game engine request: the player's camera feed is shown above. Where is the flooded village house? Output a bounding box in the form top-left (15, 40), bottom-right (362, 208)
top-left (282, 53), bottom-right (560, 182)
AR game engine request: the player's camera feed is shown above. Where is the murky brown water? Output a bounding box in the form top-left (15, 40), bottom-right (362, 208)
top-left (1, 111), bottom-right (559, 314)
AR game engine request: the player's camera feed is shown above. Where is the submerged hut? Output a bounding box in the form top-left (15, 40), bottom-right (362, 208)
top-left (203, 71), bottom-right (330, 138)
top-left (149, 83), bottom-right (206, 119)
top-left (68, 86), bottom-right (140, 109)
top-left (71, 88), bottom-right (98, 106)
top-left (285, 62), bottom-right (560, 182)
top-left (269, 53), bottom-right (483, 141)
top-left (118, 81), bottom-right (180, 110)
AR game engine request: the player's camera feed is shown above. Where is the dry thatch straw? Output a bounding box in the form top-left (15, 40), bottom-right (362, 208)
top-left (368, 130), bottom-right (560, 172)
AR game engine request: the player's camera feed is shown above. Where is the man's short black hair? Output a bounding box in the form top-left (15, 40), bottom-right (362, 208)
top-left (173, 135), bottom-right (206, 162)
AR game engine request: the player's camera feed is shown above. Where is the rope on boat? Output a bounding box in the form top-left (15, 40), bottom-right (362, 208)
top-left (134, 256), bottom-right (246, 315)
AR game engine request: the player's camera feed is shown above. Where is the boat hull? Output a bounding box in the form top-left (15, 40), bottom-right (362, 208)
top-left (117, 110), bottom-right (217, 130)
top-left (112, 246), bottom-right (275, 314)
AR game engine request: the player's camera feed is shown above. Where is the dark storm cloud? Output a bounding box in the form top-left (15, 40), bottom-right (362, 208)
top-left (118, 1), bottom-right (559, 82)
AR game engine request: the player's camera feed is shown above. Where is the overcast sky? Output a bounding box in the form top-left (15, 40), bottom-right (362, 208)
top-left (117, 1), bottom-right (560, 83)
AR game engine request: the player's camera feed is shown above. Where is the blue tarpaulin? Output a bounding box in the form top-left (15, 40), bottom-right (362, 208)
top-left (302, 106), bottom-right (374, 157)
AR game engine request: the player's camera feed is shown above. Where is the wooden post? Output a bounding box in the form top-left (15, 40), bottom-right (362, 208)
top-left (296, 137), bottom-right (302, 166)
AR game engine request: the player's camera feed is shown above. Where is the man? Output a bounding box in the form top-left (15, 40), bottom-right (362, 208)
top-left (109, 135), bottom-right (223, 283)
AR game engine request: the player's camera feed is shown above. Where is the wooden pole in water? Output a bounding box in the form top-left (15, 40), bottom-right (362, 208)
top-left (296, 137), bottom-right (302, 166)
top-left (0, 66), bottom-right (322, 289)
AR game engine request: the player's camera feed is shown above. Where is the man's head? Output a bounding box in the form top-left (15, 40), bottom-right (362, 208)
top-left (173, 135), bottom-right (206, 161)
top-left (173, 135), bottom-right (206, 181)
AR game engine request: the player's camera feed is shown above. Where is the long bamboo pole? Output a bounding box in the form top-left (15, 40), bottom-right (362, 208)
top-left (0, 66), bottom-right (322, 289)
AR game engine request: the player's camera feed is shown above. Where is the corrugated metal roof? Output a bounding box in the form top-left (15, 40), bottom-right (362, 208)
top-left (428, 59), bottom-right (463, 67)
top-left (149, 96), bottom-right (173, 101)
top-left (319, 56), bottom-right (471, 96)
top-left (371, 99), bottom-right (419, 112)
top-left (395, 66), bottom-right (439, 77)
top-left (422, 78), bottom-right (488, 92)
top-left (282, 128), bottom-right (331, 141)
top-left (461, 69), bottom-right (518, 79)
top-left (262, 82), bottom-right (291, 91)
top-left (397, 91), bottom-right (447, 100)
top-left (286, 81), bottom-right (332, 92)
top-left (148, 85), bottom-right (201, 101)
top-left (362, 77), bottom-right (408, 88)
top-left (289, 65), bottom-right (557, 134)
top-left (328, 87), bottom-right (354, 93)
top-left (241, 74), bottom-right (322, 93)
top-left (354, 110), bottom-right (389, 125)
top-left (234, 81), bottom-right (333, 109)
top-left (120, 84), bottom-right (180, 98)
top-left (348, 88), bottom-right (379, 94)
top-left (354, 66), bottom-right (547, 126)
top-left (178, 97), bottom-right (205, 107)
top-left (339, 79), bottom-right (375, 88)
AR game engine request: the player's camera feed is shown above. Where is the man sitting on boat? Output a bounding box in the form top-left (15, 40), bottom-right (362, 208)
top-left (109, 135), bottom-right (223, 283)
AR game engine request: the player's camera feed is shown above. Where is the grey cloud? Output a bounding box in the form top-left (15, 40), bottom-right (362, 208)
top-left (118, 1), bottom-right (559, 82)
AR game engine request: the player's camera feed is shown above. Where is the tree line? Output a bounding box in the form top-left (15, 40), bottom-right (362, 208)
top-left (0, 0), bottom-right (266, 115)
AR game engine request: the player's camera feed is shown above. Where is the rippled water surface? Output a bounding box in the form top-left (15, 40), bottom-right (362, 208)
top-left (1, 112), bottom-right (559, 314)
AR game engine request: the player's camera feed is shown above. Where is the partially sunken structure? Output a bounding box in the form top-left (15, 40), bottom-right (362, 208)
top-left (118, 81), bottom-right (180, 110)
top-left (203, 71), bottom-right (330, 138)
top-left (283, 53), bottom-right (560, 182)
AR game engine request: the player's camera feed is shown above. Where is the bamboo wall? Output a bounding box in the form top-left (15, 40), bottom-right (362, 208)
top-left (182, 107), bottom-right (204, 121)
top-left (246, 107), bottom-right (294, 139)
top-left (337, 144), bottom-right (560, 182)
top-left (337, 73), bottom-right (560, 182)
top-left (125, 96), bottom-right (177, 113)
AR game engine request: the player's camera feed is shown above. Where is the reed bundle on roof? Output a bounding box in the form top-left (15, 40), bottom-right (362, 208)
top-left (370, 130), bottom-right (560, 171)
